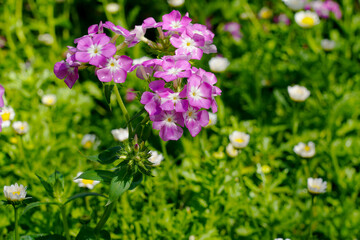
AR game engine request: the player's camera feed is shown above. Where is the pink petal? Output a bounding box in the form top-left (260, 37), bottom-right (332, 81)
top-left (113, 69), bottom-right (127, 83)
top-left (101, 43), bottom-right (116, 58)
top-left (77, 37), bottom-right (93, 51)
top-left (96, 68), bottom-right (112, 82)
top-left (75, 52), bottom-right (91, 63)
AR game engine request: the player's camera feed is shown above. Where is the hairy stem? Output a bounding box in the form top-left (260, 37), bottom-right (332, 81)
top-left (60, 205), bottom-right (70, 240)
top-left (14, 206), bottom-right (19, 240)
top-left (113, 84), bottom-right (133, 138)
top-left (95, 201), bottom-right (117, 233)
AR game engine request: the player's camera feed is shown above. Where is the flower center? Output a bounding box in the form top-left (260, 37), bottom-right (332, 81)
top-left (167, 118), bottom-right (172, 122)
top-left (235, 138), bottom-right (244, 143)
top-left (301, 16), bottom-right (315, 26)
top-left (2, 112), bottom-right (10, 121)
top-left (20, 125), bottom-right (25, 131)
top-left (167, 67), bottom-right (181, 76)
top-left (88, 44), bottom-right (102, 57)
top-left (12, 191), bottom-right (20, 195)
top-left (81, 179), bottom-right (94, 185)
top-left (304, 145), bottom-right (311, 151)
top-left (170, 21), bottom-right (182, 29)
top-left (83, 141), bottom-right (93, 149)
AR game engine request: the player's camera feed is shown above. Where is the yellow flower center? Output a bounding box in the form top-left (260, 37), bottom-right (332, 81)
top-left (20, 125), bottom-right (25, 131)
top-left (261, 10), bottom-right (272, 19)
top-left (188, 112), bottom-right (193, 117)
top-left (81, 179), bottom-right (94, 185)
top-left (12, 191), bottom-right (20, 195)
top-left (304, 145), bottom-right (311, 151)
top-left (301, 16), bottom-right (315, 26)
top-left (167, 118), bottom-right (172, 122)
top-left (83, 141), bottom-right (93, 149)
top-left (10, 137), bottom-right (18, 144)
top-left (2, 112), bottom-right (10, 121)
top-left (186, 42), bottom-right (191, 46)
top-left (46, 98), bottom-right (54, 105)
top-left (235, 138), bottom-right (244, 143)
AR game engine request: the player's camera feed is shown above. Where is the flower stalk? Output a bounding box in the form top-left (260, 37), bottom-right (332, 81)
top-left (60, 205), bottom-right (70, 240)
top-left (14, 205), bottom-right (19, 240)
top-left (113, 84), bottom-right (133, 138)
top-left (94, 201), bottom-right (117, 234)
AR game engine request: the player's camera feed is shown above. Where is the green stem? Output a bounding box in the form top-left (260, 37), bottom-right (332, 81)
top-left (95, 201), bottom-right (116, 233)
top-left (60, 205), bottom-right (70, 240)
top-left (292, 104), bottom-right (299, 135)
top-left (14, 206), bottom-right (19, 240)
top-left (308, 195), bottom-right (315, 240)
top-left (113, 84), bottom-right (133, 138)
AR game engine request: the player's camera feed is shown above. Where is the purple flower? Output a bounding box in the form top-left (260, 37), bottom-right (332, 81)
top-left (74, 21), bottom-right (104, 44)
top-left (140, 80), bottom-right (167, 116)
top-left (162, 10), bottom-right (192, 33)
top-left (150, 110), bottom-right (184, 141)
top-left (183, 107), bottom-right (209, 137)
top-left (143, 17), bottom-right (163, 29)
top-left (104, 21), bottom-right (130, 37)
top-left (75, 33), bottom-right (116, 67)
top-left (54, 53), bottom-right (80, 89)
top-left (159, 87), bottom-right (188, 113)
top-left (308, 0), bottom-right (342, 19)
top-left (153, 59), bottom-right (191, 82)
top-left (187, 75), bottom-right (212, 109)
top-left (274, 14), bottom-right (291, 25)
top-left (125, 88), bottom-right (136, 102)
top-left (170, 32), bottom-right (205, 60)
top-left (324, 0), bottom-right (342, 19)
top-left (96, 56), bottom-right (133, 83)
top-left (186, 24), bottom-right (217, 54)
top-left (0, 84), bottom-right (4, 108)
top-left (224, 22), bottom-right (243, 41)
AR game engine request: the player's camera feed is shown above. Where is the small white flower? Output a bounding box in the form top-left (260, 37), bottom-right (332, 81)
top-left (0, 106), bottom-right (15, 128)
top-left (206, 112), bottom-right (217, 127)
top-left (42, 94), bottom-right (57, 106)
top-left (321, 39), bottom-right (336, 51)
top-left (38, 33), bottom-right (54, 45)
top-left (74, 172), bottom-right (100, 189)
top-left (4, 183), bottom-right (27, 201)
top-left (293, 141), bottom-right (315, 158)
top-left (111, 128), bottom-right (129, 142)
top-left (81, 134), bottom-right (97, 149)
top-left (287, 85), bottom-right (310, 102)
top-left (189, 236), bottom-right (196, 240)
top-left (133, 56), bottom-right (151, 65)
top-left (12, 121), bottom-right (29, 135)
top-left (149, 151), bottom-right (164, 166)
top-left (258, 7), bottom-right (273, 19)
top-left (209, 56), bottom-right (230, 73)
top-left (226, 143), bottom-right (239, 158)
top-left (307, 177), bottom-right (327, 194)
top-left (295, 11), bottom-right (320, 28)
top-left (229, 131), bottom-right (250, 149)
top-left (282, 0), bottom-right (305, 11)
top-left (167, 0), bottom-right (185, 7)
top-left (105, 3), bottom-right (120, 13)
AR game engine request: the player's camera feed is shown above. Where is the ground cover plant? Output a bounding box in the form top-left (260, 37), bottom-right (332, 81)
top-left (1, 0), bottom-right (360, 239)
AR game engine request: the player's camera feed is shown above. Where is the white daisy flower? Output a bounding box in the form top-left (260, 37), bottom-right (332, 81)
top-left (321, 39), bottom-right (336, 51)
top-left (12, 121), bottom-right (29, 135)
top-left (42, 94), bottom-right (57, 106)
top-left (4, 183), bottom-right (27, 201)
top-left (295, 11), bottom-right (320, 28)
top-left (38, 33), bottom-right (54, 45)
top-left (307, 177), bottom-right (327, 194)
top-left (282, 0), bottom-right (305, 11)
top-left (167, 0), bottom-right (185, 7)
top-left (209, 56), bottom-right (230, 73)
top-left (149, 150), bottom-right (164, 166)
top-left (81, 134), bottom-right (97, 149)
top-left (105, 3), bottom-right (120, 13)
top-left (206, 112), bottom-right (217, 127)
top-left (74, 172), bottom-right (100, 189)
top-left (229, 131), bottom-right (250, 149)
top-left (226, 143), bottom-right (239, 158)
top-left (0, 106), bottom-right (15, 128)
top-left (287, 85), bottom-right (310, 102)
top-left (258, 7), bottom-right (273, 19)
top-left (293, 141), bottom-right (315, 158)
top-left (111, 128), bottom-right (129, 142)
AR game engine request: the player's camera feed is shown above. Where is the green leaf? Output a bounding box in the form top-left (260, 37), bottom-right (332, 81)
top-left (103, 83), bottom-right (114, 110)
top-left (107, 168), bottom-right (132, 205)
top-left (36, 174), bottom-right (54, 198)
top-left (22, 201), bottom-right (60, 216)
top-left (87, 146), bottom-right (122, 165)
top-left (77, 170), bottom-right (115, 184)
top-left (129, 171), bottom-right (143, 190)
top-left (64, 192), bottom-right (106, 205)
top-left (76, 226), bottom-right (96, 240)
top-left (34, 235), bottom-right (66, 240)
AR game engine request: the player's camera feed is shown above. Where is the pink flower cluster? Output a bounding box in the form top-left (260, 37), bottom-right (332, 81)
top-left (0, 84), bottom-right (4, 132)
top-left (54, 10), bottom-right (221, 141)
top-left (305, 0), bottom-right (342, 19)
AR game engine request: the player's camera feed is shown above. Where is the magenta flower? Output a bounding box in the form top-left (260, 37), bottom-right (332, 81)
top-left (0, 84), bottom-right (4, 108)
top-left (154, 59), bottom-right (191, 82)
top-left (224, 22), bottom-right (243, 41)
top-left (324, 0), bottom-right (342, 19)
top-left (187, 75), bottom-right (212, 109)
top-left (274, 14), bottom-right (291, 25)
top-left (74, 21), bottom-right (104, 44)
top-left (104, 21), bottom-right (130, 37)
top-left (96, 56), bottom-right (133, 83)
top-left (143, 17), bottom-right (163, 29)
top-left (159, 87), bottom-right (188, 113)
top-left (162, 10), bottom-right (192, 33)
top-left (150, 110), bottom-right (184, 141)
top-left (170, 32), bottom-right (205, 60)
top-left (183, 107), bottom-right (209, 137)
top-left (125, 88), bottom-right (136, 102)
top-left (140, 80), bottom-right (167, 116)
top-left (75, 33), bottom-right (116, 67)
top-left (54, 53), bottom-right (80, 89)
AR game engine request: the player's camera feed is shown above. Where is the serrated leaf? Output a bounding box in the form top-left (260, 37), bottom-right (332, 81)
top-left (36, 174), bottom-right (54, 198)
top-left (129, 171), bottom-right (143, 190)
top-left (64, 192), bottom-right (106, 205)
top-left (77, 170), bottom-right (115, 184)
top-left (22, 201), bottom-right (60, 216)
top-left (87, 146), bottom-right (122, 165)
top-left (107, 168), bottom-right (132, 205)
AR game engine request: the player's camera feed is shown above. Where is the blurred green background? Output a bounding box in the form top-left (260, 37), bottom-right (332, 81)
top-left (1, 0), bottom-right (360, 239)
